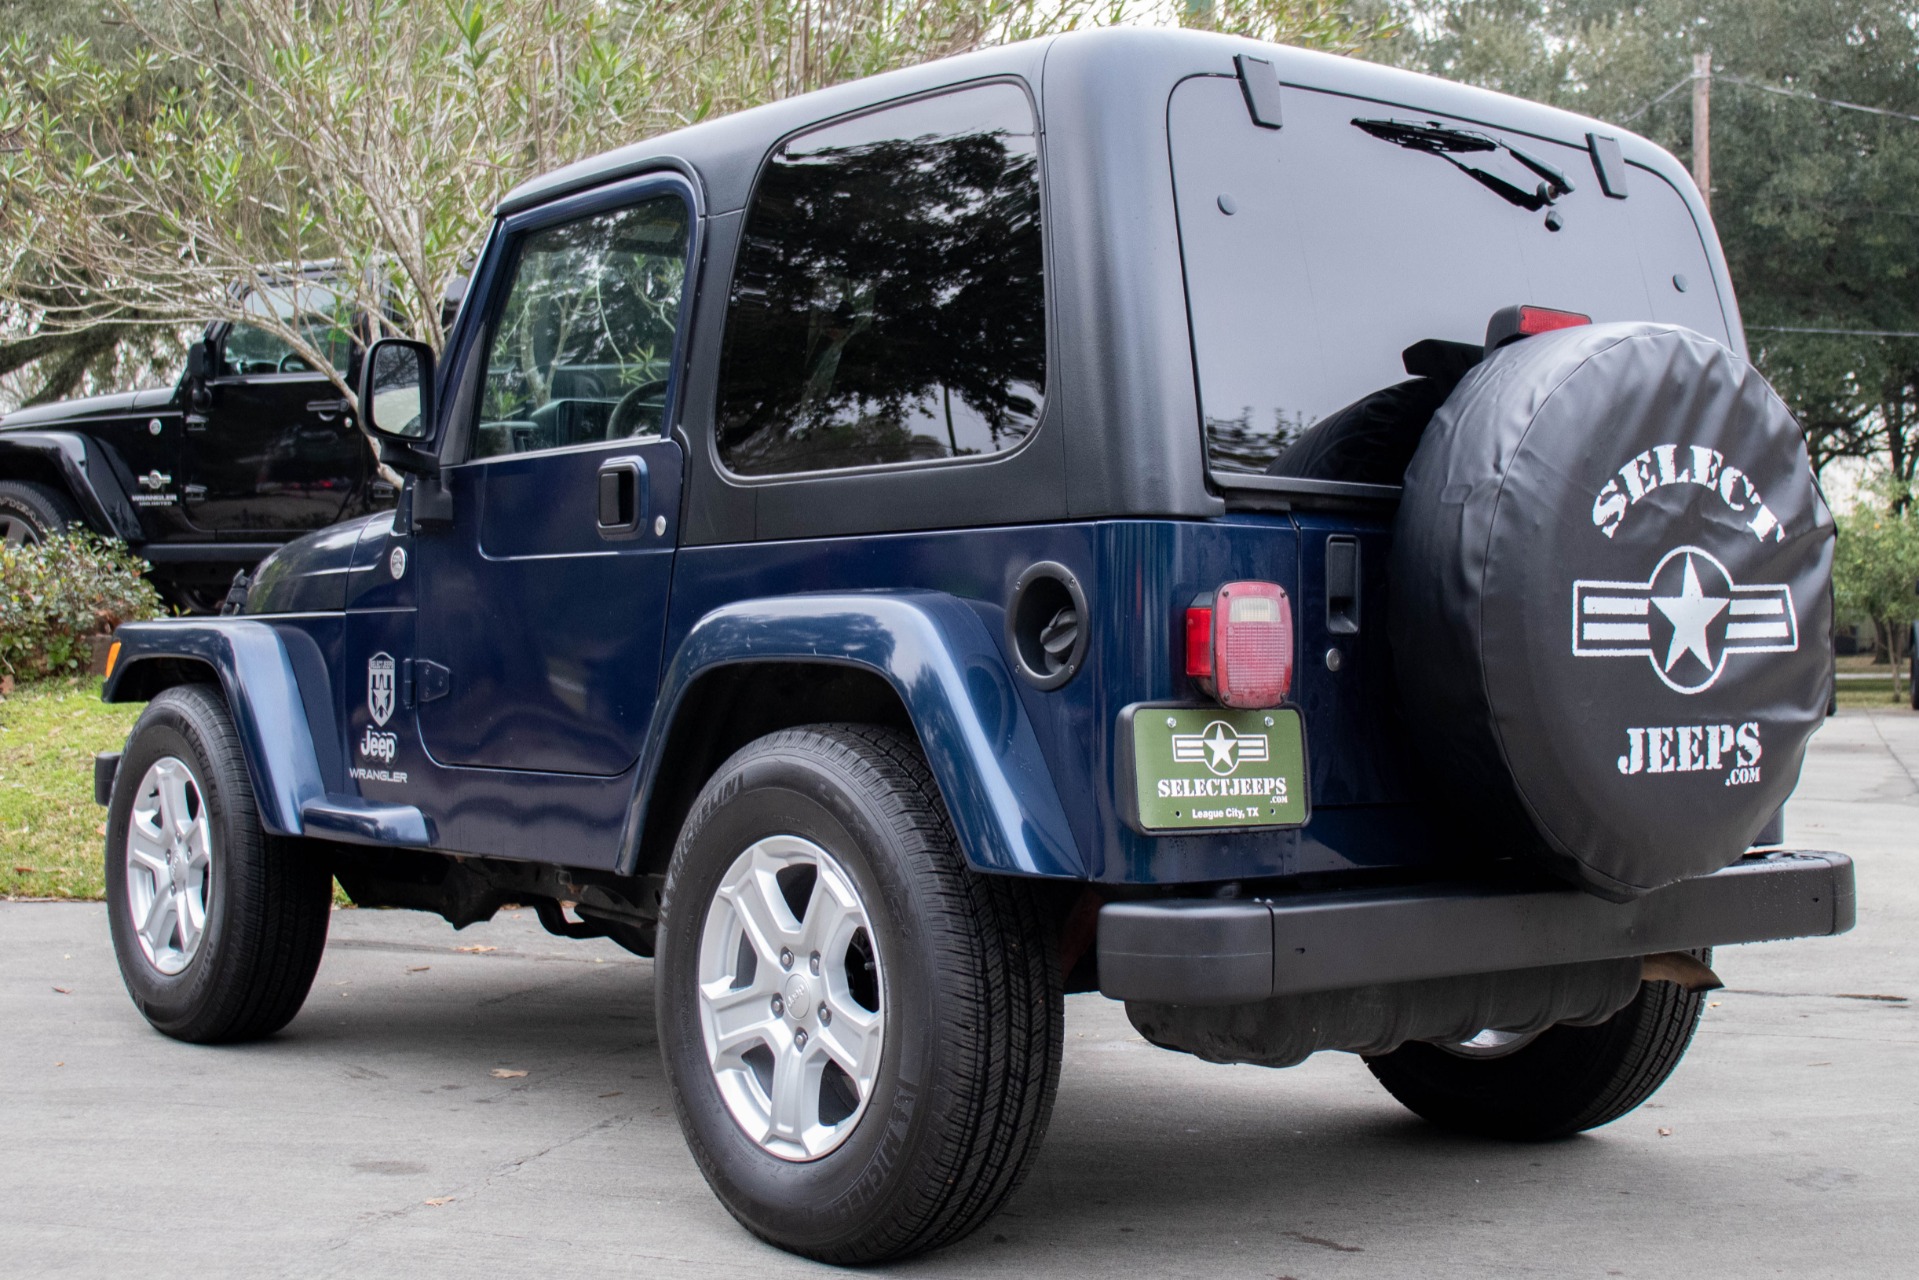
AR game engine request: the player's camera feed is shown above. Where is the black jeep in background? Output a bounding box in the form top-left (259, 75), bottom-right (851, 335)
top-left (0, 296), bottom-right (394, 609)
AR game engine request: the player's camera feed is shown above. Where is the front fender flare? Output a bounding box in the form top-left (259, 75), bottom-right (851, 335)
top-left (0, 432), bottom-right (141, 541)
top-left (628, 592), bottom-right (1086, 880)
top-left (103, 619), bottom-right (429, 846)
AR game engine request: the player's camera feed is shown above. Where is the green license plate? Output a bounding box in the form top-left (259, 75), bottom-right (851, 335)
top-left (1123, 705), bottom-right (1309, 833)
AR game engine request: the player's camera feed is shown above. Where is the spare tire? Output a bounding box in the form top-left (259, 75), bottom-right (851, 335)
top-left (1390, 322), bottom-right (1833, 901)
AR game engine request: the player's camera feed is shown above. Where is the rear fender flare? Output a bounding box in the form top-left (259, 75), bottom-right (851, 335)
top-left (624, 592), bottom-right (1086, 880)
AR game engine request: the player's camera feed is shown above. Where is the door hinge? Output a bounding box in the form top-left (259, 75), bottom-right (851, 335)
top-left (402, 658), bottom-right (451, 707)
top-left (183, 484), bottom-right (208, 502)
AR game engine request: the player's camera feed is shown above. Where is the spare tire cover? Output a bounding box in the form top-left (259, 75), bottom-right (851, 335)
top-left (1390, 322), bottom-right (1833, 900)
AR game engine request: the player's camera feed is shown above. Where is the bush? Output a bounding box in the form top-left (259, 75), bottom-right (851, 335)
top-left (0, 532), bottom-right (165, 680)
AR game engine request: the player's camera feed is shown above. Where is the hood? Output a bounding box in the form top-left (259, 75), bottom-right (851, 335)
top-left (0, 386), bottom-right (178, 430)
top-left (246, 510), bottom-right (394, 615)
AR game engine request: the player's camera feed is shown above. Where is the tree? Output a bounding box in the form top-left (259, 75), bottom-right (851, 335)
top-left (0, 0), bottom-right (188, 406)
top-left (0, 0), bottom-right (1392, 427)
top-left (1833, 475), bottom-right (1919, 692)
top-left (1366, 1), bottom-right (1919, 487)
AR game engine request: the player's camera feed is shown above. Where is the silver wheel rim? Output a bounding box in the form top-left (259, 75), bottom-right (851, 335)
top-left (696, 835), bottom-right (884, 1162)
top-left (124, 756), bottom-right (214, 976)
top-left (1440, 1028), bottom-right (1540, 1059)
top-left (0, 513), bottom-right (39, 546)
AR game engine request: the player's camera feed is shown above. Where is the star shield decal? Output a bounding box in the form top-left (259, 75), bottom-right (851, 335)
top-left (1572, 546), bottom-right (1796, 694)
top-left (1171, 720), bottom-right (1271, 776)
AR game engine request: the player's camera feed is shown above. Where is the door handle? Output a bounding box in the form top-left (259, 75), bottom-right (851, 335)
top-left (1326, 536), bottom-right (1360, 635)
top-left (306, 398), bottom-right (351, 422)
top-left (596, 456), bottom-right (646, 537)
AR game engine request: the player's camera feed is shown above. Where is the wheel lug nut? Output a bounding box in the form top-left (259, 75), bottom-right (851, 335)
top-left (794, 1029), bottom-right (808, 1050)
top-left (809, 952), bottom-right (821, 975)
top-left (780, 948), bottom-right (793, 969)
top-left (770, 995), bottom-right (784, 1016)
top-left (819, 1007), bottom-right (832, 1026)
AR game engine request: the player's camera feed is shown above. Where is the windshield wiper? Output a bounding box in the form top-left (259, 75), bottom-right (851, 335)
top-left (1353, 117), bottom-right (1573, 212)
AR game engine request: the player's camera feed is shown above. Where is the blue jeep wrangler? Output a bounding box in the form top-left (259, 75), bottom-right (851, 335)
top-left (95, 29), bottom-right (1850, 1263)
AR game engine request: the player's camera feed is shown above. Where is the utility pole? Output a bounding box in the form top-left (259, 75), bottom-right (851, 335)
top-left (1692, 52), bottom-right (1712, 211)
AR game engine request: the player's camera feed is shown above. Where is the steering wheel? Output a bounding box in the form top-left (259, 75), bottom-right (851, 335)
top-left (607, 379), bottom-right (670, 439)
top-left (277, 352), bottom-right (312, 373)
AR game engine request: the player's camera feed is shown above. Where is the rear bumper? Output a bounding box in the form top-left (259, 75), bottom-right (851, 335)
top-left (1097, 849), bottom-right (1855, 1005)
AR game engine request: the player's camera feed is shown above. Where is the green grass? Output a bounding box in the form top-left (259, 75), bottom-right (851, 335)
top-left (0, 677), bottom-right (140, 899)
top-left (1833, 653), bottom-right (1915, 708)
top-left (1836, 679), bottom-right (1911, 708)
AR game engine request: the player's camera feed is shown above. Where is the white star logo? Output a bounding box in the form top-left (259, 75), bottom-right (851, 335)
top-left (1171, 721), bottom-right (1271, 775)
top-left (1650, 554), bottom-right (1730, 674)
top-left (1205, 725), bottom-right (1238, 770)
top-left (1573, 545), bottom-right (1797, 694)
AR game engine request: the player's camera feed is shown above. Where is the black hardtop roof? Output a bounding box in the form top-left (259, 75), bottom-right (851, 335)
top-left (497, 26), bottom-right (1686, 220)
top-left (490, 26), bottom-right (1720, 542)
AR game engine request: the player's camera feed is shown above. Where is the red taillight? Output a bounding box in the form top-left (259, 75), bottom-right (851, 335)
top-left (1184, 605), bottom-right (1213, 678)
top-left (1185, 581), bottom-right (1293, 708)
top-left (1485, 303), bottom-right (1592, 350)
top-left (1517, 305), bottom-right (1591, 336)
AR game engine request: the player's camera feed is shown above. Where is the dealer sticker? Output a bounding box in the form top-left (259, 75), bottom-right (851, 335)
top-left (1127, 705), bottom-right (1307, 832)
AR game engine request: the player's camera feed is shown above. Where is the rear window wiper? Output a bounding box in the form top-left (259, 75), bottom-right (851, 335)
top-left (1353, 117), bottom-right (1573, 212)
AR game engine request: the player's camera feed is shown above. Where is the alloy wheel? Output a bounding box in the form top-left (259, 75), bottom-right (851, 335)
top-left (696, 835), bottom-right (884, 1161)
top-left (1439, 1027), bottom-right (1541, 1059)
top-left (0, 513), bottom-right (39, 546)
top-left (124, 756), bottom-right (214, 975)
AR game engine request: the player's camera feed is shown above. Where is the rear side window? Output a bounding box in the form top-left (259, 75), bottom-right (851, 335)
top-left (1168, 76), bottom-right (1727, 484)
top-left (716, 83), bottom-right (1045, 477)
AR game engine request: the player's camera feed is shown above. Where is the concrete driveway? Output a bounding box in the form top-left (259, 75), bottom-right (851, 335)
top-left (2, 711), bottom-right (1912, 1278)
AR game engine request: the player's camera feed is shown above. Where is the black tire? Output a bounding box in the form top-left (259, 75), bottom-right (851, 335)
top-left (1391, 323), bottom-right (1833, 899)
top-left (1363, 968), bottom-right (1708, 1141)
top-left (105, 683), bottom-right (333, 1043)
top-left (656, 724), bottom-right (1063, 1264)
top-left (0, 479), bottom-right (79, 546)
top-left (1908, 631), bottom-right (1917, 711)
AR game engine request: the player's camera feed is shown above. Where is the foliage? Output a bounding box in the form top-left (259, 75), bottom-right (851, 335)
top-left (1366, 0), bottom-right (1919, 485)
top-left (1180, 0), bottom-right (1396, 47)
top-left (1833, 474), bottom-right (1919, 687)
top-left (0, 532), bottom-right (164, 680)
top-left (0, 675), bottom-right (138, 899)
top-left (0, 0), bottom-right (1391, 420)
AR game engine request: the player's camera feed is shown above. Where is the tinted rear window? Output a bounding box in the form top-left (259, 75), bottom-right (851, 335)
top-left (1169, 77), bottom-right (1728, 483)
top-left (716, 83), bottom-right (1045, 477)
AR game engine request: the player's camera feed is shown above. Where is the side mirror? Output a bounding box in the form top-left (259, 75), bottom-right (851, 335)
top-left (184, 339), bottom-right (215, 413)
top-left (359, 336), bottom-right (438, 452)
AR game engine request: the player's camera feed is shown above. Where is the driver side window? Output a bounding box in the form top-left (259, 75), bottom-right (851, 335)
top-left (474, 195), bottom-right (691, 460)
top-left (222, 318), bottom-right (352, 377)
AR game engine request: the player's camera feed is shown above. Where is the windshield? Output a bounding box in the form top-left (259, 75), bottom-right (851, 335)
top-left (1168, 77), bottom-right (1731, 485)
top-left (225, 282), bottom-right (354, 375)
